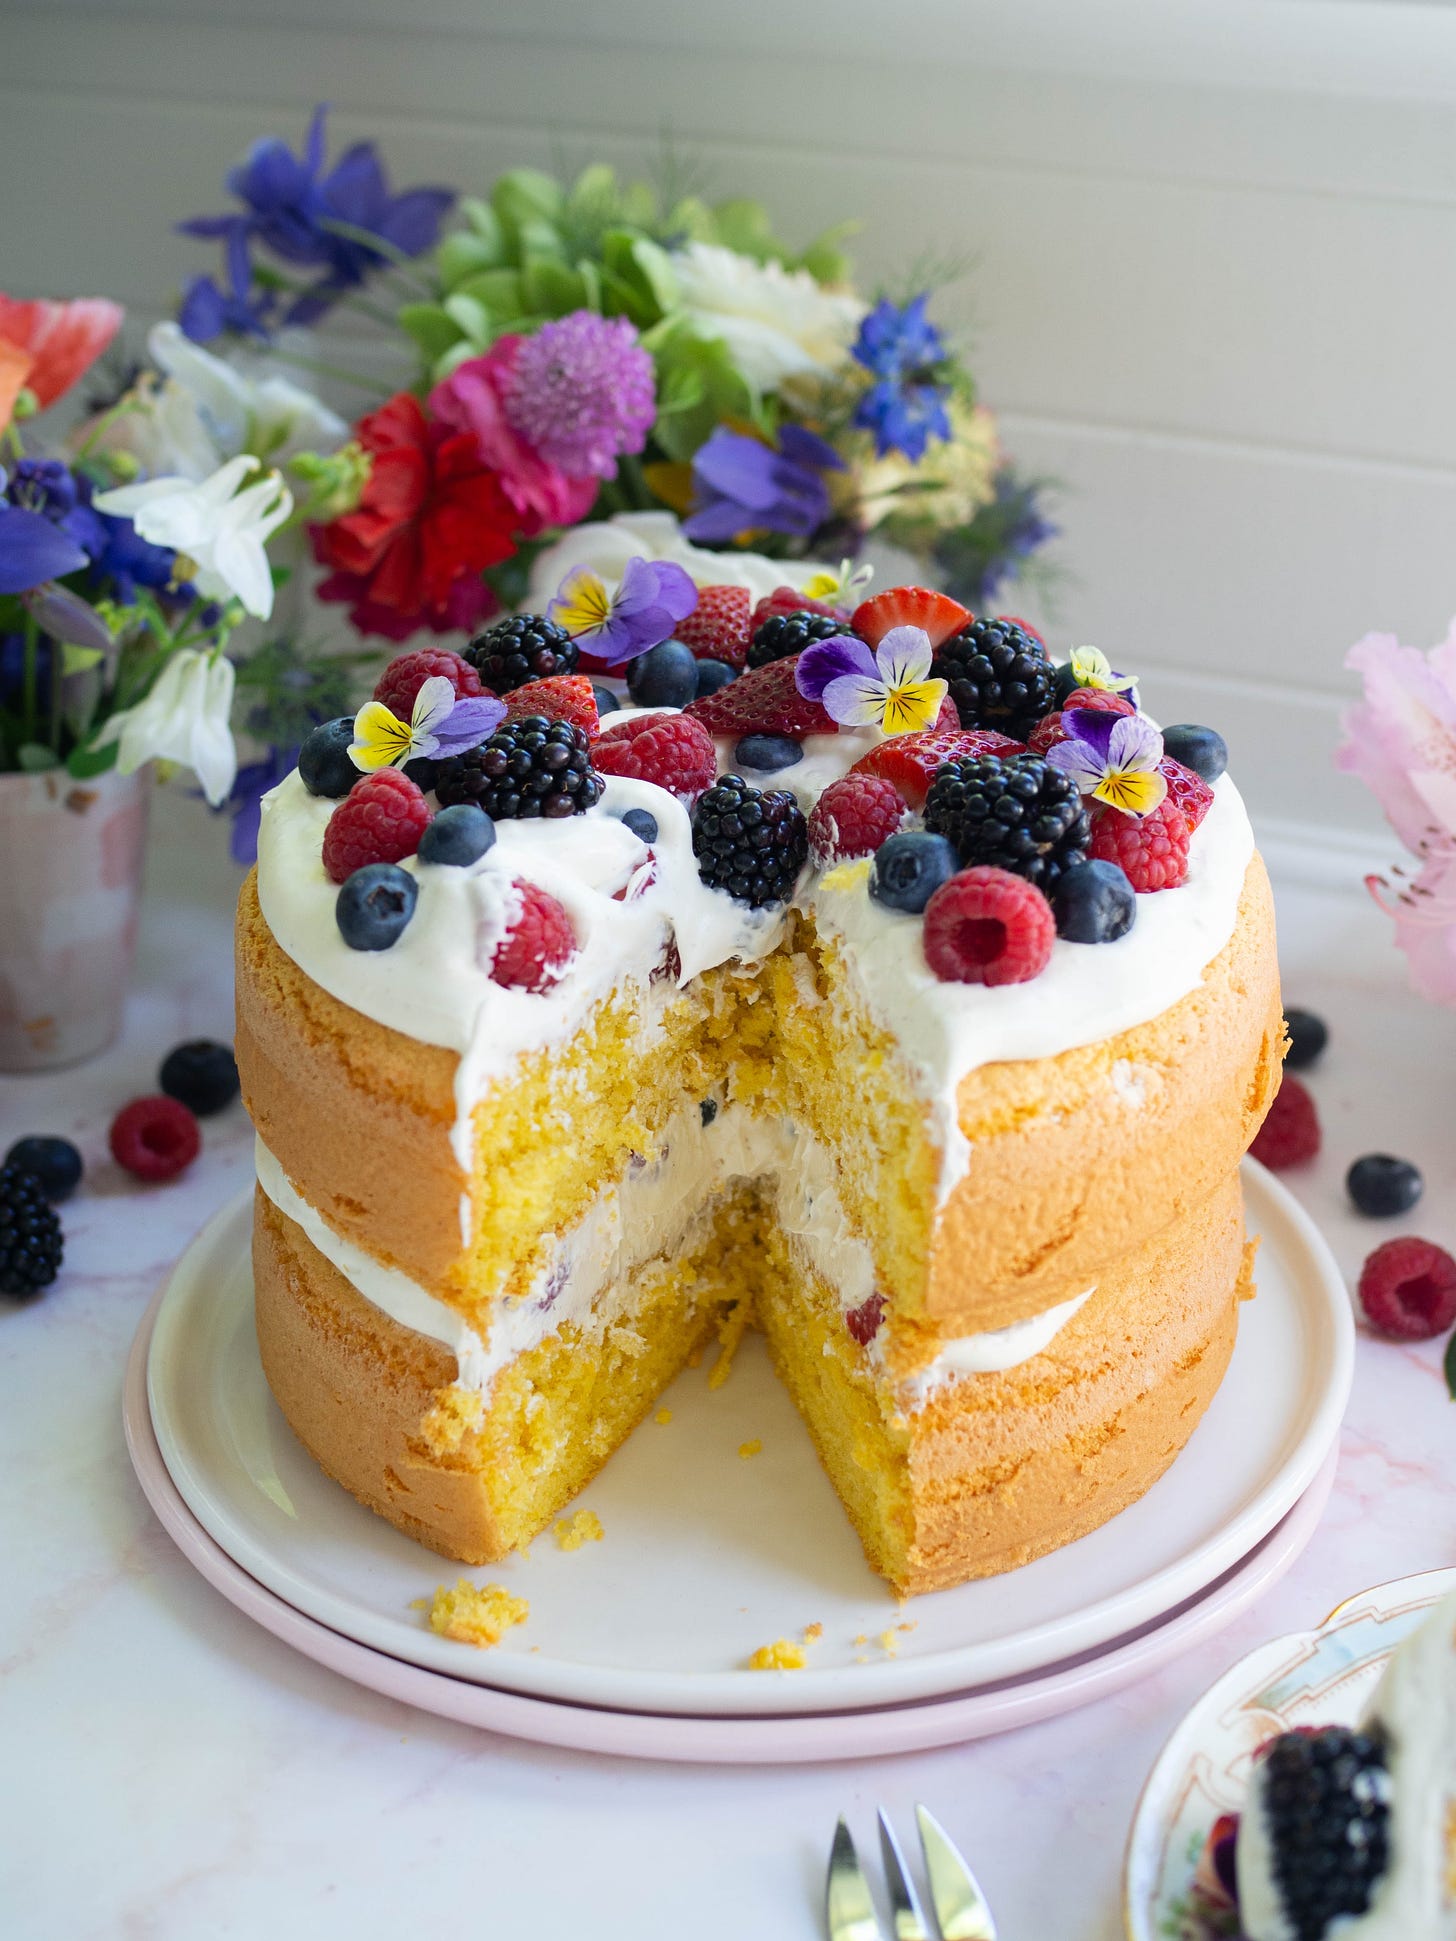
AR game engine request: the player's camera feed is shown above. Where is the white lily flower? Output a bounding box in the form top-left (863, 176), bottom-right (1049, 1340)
top-left (670, 242), bottom-right (867, 393)
top-left (95, 455), bottom-right (292, 619)
top-left (104, 648), bottom-right (237, 806)
top-left (146, 322), bottom-right (347, 465)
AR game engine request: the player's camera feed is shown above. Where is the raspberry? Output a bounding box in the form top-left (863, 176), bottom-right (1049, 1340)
top-left (490, 881), bottom-right (577, 993)
top-left (849, 727), bottom-right (1025, 811)
top-left (1087, 797), bottom-right (1189, 892)
top-left (686, 655), bottom-right (837, 739)
top-left (1357, 1236), bottom-right (1456, 1340)
top-left (922, 867), bottom-right (1056, 986)
top-left (675, 584), bottom-right (754, 667)
top-left (1026, 690), bottom-right (1138, 756)
top-left (1249, 1073), bottom-right (1321, 1169)
top-left (850, 585), bottom-right (970, 649)
top-left (591, 712), bottom-right (717, 801)
top-left (321, 768), bottom-right (431, 885)
top-left (750, 584), bottom-right (848, 632)
top-left (373, 647), bottom-right (485, 719)
top-left (109, 1096), bottom-right (201, 1182)
top-left (1160, 756), bottom-right (1215, 834)
top-left (845, 1292), bottom-right (886, 1346)
top-left (501, 675), bottom-right (600, 740)
top-left (807, 774), bottom-right (905, 865)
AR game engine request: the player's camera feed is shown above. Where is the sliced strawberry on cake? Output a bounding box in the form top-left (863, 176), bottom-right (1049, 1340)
top-left (850, 726), bottom-right (1024, 810)
top-left (685, 655), bottom-right (838, 739)
top-left (674, 584), bottom-right (754, 669)
top-left (850, 585), bottom-right (970, 650)
top-left (501, 675), bottom-right (601, 740)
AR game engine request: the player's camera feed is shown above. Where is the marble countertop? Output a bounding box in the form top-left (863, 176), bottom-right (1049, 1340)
top-left (3, 802), bottom-right (1453, 1941)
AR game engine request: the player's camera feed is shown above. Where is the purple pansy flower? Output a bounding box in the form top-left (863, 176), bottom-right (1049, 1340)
top-left (1046, 708), bottom-right (1167, 816)
top-left (796, 624), bottom-right (947, 736)
top-left (548, 555), bottom-right (697, 665)
top-left (684, 425), bottom-right (844, 545)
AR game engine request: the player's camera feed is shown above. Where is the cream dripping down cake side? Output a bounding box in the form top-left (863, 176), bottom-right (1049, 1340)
top-left (235, 543), bottom-right (1283, 1597)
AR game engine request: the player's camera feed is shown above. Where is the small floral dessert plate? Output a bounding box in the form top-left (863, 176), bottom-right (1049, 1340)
top-left (1124, 1565), bottom-right (1456, 1939)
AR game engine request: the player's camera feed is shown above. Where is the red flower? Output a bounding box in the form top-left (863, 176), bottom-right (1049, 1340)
top-left (0, 294), bottom-right (123, 417)
top-left (312, 392), bottom-right (518, 641)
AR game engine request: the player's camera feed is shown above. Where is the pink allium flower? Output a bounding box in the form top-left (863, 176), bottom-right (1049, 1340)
top-left (502, 312), bottom-right (655, 481)
top-left (428, 338), bottom-right (597, 537)
top-left (1338, 620), bottom-right (1456, 1005)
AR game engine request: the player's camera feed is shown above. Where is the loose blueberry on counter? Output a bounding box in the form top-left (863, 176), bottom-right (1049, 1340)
top-left (1284, 1006), bottom-right (1328, 1070)
top-left (1347, 1153), bottom-right (1423, 1218)
top-left (336, 862), bottom-right (419, 950)
top-left (298, 717), bottom-right (359, 798)
top-left (418, 803), bottom-right (496, 867)
top-left (619, 807), bottom-right (658, 844)
top-left (694, 658), bottom-right (738, 700)
top-left (591, 683), bottom-right (620, 717)
top-left (627, 639), bottom-right (698, 710)
top-left (1161, 723), bottom-right (1228, 784)
top-left (4, 1135), bottom-right (82, 1203)
top-left (403, 754), bottom-right (440, 794)
top-left (159, 1040), bottom-right (240, 1117)
top-left (868, 831), bottom-right (958, 915)
top-left (1051, 858), bottom-right (1137, 944)
top-left (734, 733), bottom-right (803, 773)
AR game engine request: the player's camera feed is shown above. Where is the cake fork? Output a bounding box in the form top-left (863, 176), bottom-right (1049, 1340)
top-left (826, 1805), bottom-right (997, 1941)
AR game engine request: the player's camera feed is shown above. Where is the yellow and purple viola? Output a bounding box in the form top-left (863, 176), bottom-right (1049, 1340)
top-left (794, 625), bottom-right (948, 736)
top-left (349, 675), bottom-right (504, 772)
top-left (1046, 708), bottom-right (1167, 816)
top-left (547, 554), bottom-right (697, 666)
top-left (1065, 644), bottom-right (1138, 701)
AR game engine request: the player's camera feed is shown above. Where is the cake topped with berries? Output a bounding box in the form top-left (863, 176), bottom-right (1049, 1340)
top-left (236, 532), bottom-right (1282, 1595)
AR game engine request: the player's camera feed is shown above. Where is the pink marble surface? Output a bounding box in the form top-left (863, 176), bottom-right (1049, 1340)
top-left (2, 800), bottom-right (1453, 1941)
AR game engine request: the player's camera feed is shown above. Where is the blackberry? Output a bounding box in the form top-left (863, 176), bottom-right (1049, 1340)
top-left (0, 1164), bottom-right (63, 1296)
top-left (933, 617), bottom-right (1055, 739)
top-left (923, 753), bottom-right (1090, 892)
top-left (746, 610), bottom-right (855, 670)
top-left (465, 614), bottom-right (578, 694)
top-left (692, 774), bottom-right (808, 908)
top-left (434, 717), bottom-right (603, 821)
top-left (1250, 1727), bottom-right (1391, 1941)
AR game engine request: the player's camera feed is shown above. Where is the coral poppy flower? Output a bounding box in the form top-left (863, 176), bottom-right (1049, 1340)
top-left (0, 339), bottom-right (33, 436)
top-left (312, 391), bottom-right (518, 641)
top-left (0, 295), bottom-right (123, 413)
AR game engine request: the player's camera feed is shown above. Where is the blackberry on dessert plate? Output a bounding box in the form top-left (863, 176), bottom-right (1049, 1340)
top-left (465, 613), bottom-right (578, 693)
top-left (0, 1164), bottom-right (64, 1295)
top-left (1236, 1726), bottom-right (1392, 1941)
top-left (691, 775), bottom-right (808, 908)
top-left (435, 717), bottom-right (604, 821)
top-left (933, 616), bottom-right (1056, 740)
top-left (923, 751), bottom-right (1091, 892)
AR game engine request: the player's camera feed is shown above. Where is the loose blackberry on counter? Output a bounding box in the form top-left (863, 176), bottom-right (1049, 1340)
top-left (923, 752), bottom-right (1090, 892)
top-left (746, 610), bottom-right (855, 670)
top-left (692, 775), bottom-right (808, 908)
top-left (0, 1164), bottom-right (64, 1295)
top-left (464, 614), bottom-right (578, 694)
top-left (932, 618), bottom-right (1056, 740)
top-left (435, 717), bottom-right (603, 821)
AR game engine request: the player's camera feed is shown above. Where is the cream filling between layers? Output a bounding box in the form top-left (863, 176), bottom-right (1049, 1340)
top-left (253, 1111), bottom-right (1091, 1414)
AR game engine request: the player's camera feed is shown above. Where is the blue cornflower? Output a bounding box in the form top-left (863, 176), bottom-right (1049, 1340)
top-left (225, 741), bottom-right (297, 866)
top-left (850, 294), bottom-right (953, 462)
top-left (684, 425), bottom-right (845, 546)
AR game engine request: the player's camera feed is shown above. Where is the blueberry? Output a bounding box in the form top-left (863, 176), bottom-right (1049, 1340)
top-left (298, 717), bottom-right (358, 798)
top-left (1051, 859), bottom-right (1137, 944)
top-left (620, 807), bottom-right (658, 844)
top-left (1051, 662), bottom-right (1081, 708)
top-left (4, 1135), bottom-right (83, 1203)
top-left (700, 1098), bottom-right (718, 1126)
top-left (1284, 1007), bottom-right (1328, 1070)
top-left (403, 754), bottom-right (440, 794)
top-left (868, 832), bottom-right (959, 915)
top-left (626, 640), bottom-right (698, 710)
top-left (158, 1040), bottom-right (239, 1117)
top-left (694, 658), bottom-right (738, 700)
top-left (336, 863), bottom-right (418, 951)
top-left (734, 733), bottom-right (802, 773)
top-left (1347, 1154), bottom-right (1423, 1218)
top-left (592, 683), bottom-right (620, 717)
top-left (418, 803), bottom-right (496, 867)
top-left (1162, 723), bottom-right (1228, 784)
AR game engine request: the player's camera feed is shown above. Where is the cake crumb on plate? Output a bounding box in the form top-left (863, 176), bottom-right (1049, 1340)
top-left (416, 1580), bottom-right (528, 1649)
top-left (654, 1407), bottom-right (673, 1425)
top-left (554, 1509), bottom-right (603, 1551)
top-left (748, 1638), bottom-right (807, 1671)
top-left (738, 1437), bottom-right (762, 1459)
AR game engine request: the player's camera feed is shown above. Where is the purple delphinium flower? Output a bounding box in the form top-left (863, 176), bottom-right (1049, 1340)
top-left (503, 313), bottom-right (656, 481)
top-left (0, 469), bottom-right (88, 596)
top-left (548, 555), bottom-right (697, 665)
top-left (684, 425), bottom-right (845, 545)
top-left (850, 294), bottom-right (952, 462)
top-left (226, 742), bottom-right (296, 866)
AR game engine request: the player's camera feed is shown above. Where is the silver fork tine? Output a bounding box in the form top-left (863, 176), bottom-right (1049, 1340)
top-left (827, 1818), bottom-right (885, 1941)
top-left (877, 1808), bottom-right (932, 1941)
top-left (915, 1805), bottom-right (998, 1941)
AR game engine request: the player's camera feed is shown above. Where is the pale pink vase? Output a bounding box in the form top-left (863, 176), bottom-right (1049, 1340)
top-left (0, 765), bottom-right (150, 1071)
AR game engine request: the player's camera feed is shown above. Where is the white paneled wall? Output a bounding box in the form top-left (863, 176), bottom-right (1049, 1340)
top-left (6, 0), bottom-right (1456, 847)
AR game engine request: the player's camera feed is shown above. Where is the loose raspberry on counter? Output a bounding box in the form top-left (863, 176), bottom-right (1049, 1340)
top-left (109, 1096), bottom-right (201, 1182)
top-left (675, 584), bottom-right (754, 668)
top-left (1159, 756), bottom-right (1215, 834)
top-left (373, 647), bottom-right (485, 720)
top-left (501, 675), bottom-right (600, 740)
top-left (845, 1292), bottom-right (886, 1346)
top-left (849, 726), bottom-right (1025, 811)
top-left (1249, 1073), bottom-right (1321, 1169)
top-left (592, 711), bottom-right (717, 801)
top-left (490, 881), bottom-right (577, 993)
top-left (1087, 796), bottom-right (1190, 892)
top-left (321, 768), bottom-right (431, 885)
top-left (1358, 1236), bottom-right (1456, 1339)
top-left (922, 867), bottom-right (1056, 986)
top-left (807, 774), bottom-right (905, 865)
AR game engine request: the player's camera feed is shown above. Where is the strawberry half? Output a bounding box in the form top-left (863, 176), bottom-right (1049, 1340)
top-left (501, 675), bottom-right (600, 740)
top-left (851, 586), bottom-right (971, 650)
top-left (685, 654), bottom-right (837, 739)
top-left (674, 584), bottom-right (754, 668)
top-left (1159, 756), bottom-right (1215, 833)
top-left (750, 584), bottom-right (849, 632)
top-left (851, 727), bottom-right (1025, 811)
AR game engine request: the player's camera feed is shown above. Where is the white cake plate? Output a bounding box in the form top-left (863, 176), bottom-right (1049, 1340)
top-left (139, 1159), bottom-right (1351, 1720)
